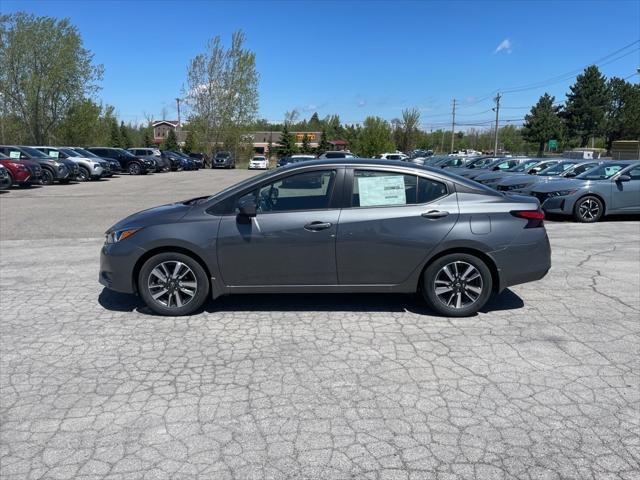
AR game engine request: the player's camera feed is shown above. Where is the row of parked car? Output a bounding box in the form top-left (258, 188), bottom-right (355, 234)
top-left (408, 154), bottom-right (640, 223)
top-left (0, 146), bottom-right (205, 190)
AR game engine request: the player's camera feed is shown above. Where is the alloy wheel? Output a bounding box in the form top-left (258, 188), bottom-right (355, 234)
top-left (41, 169), bottom-right (54, 185)
top-left (78, 168), bottom-right (89, 182)
top-left (434, 261), bottom-right (484, 309)
top-left (129, 163), bottom-right (141, 175)
top-left (147, 261), bottom-right (198, 308)
top-left (578, 198), bottom-right (600, 221)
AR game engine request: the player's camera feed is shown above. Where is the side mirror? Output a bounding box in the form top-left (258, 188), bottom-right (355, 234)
top-left (617, 174), bottom-right (631, 182)
top-left (238, 197), bottom-right (257, 217)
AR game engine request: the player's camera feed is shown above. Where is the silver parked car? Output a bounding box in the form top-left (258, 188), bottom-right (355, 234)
top-left (473, 158), bottom-right (544, 187)
top-left (530, 160), bottom-right (640, 222)
top-left (455, 157), bottom-right (524, 180)
top-left (36, 146), bottom-right (110, 181)
top-left (100, 159), bottom-right (551, 317)
top-left (497, 161), bottom-right (601, 193)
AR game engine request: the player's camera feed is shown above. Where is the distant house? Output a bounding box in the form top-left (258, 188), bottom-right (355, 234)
top-left (329, 139), bottom-right (349, 151)
top-left (152, 120), bottom-right (186, 145)
top-left (250, 131), bottom-right (322, 155)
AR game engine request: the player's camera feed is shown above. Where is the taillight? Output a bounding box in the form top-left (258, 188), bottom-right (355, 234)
top-left (511, 209), bottom-right (545, 228)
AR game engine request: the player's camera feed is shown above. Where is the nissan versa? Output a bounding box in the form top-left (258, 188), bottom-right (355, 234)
top-left (100, 159), bottom-right (551, 317)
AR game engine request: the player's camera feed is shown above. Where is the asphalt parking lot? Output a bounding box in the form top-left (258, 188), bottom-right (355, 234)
top-left (1, 170), bottom-right (639, 480)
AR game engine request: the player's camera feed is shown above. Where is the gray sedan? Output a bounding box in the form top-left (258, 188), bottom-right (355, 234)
top-left (530, 160), bottom-right (640, 222)
top-left (497, 161), bottom-right (601, 193)
top-left (100, 159), bottom-right (551, 317)
top-left (472, 158), bottom-right (544, 187)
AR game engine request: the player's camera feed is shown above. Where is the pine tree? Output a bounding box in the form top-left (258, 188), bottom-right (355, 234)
top-left (301, 134), bottom-right (311, 154)
top-left (317, 128), bottom-right (330, 154)
top-left (109, 119), bottom-right (121, 147)
top-left (183, 130), bottom-right (194, 154)
top-left (522, 93), bottom-right (564, 156)
top-left (163, 128), bottom-right (178, 151)
top-left (605, 77), bottom-right (640, 152)
top-left (564, 66), bottom-right (608, 147)
top-left (119, 121), bottom-right (132, 148)
top-left (308, 112), bottom-right (321, 130)
top-left (143, 129), bottom-right (153, 147)
top-left (276, 123), bottom-right (295, 157)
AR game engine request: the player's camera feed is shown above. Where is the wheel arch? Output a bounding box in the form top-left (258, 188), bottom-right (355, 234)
top-left (132, 246), bottom-right (213, 295)
top-left (418, 247), bottom-right (501, 293)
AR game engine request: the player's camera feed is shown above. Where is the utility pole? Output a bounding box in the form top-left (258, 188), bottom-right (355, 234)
top-left (450, 98), bottom-right (456, 153)
top-left (492, 93), bottom-right (501, 155)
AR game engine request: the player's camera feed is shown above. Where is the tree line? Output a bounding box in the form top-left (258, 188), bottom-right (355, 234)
top-left (1, 12), bottom-right (638, 159)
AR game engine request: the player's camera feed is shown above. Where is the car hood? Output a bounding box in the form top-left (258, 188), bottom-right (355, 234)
top-left (531, 178), bottom-right (589, 193)
top-left (499, 175), bottom-right (541, 186)
top-left (107, 202), bottom-right (192, 233)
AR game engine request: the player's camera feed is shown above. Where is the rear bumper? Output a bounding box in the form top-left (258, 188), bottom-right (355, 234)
top-left (490, 231), bottom-right (552, 291)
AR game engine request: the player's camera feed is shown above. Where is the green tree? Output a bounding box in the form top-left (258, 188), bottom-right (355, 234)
top-left (183, 130), bottom-right (195, 154)
top-left (398, 108), bottom-right (421, 153)
top-left (163, 128), bottom-right (178, 151)
top-left (185, 30), bottom-right (259, 158)
top-left (605, 77), bottom-right (640, 152)
top-left (119, 121), bottom-right (132, 148)
top-left (276, 123), bottom-right (296, 157)
top-left (0, 13), bottom-right (103, 144)
top-left (142, 128), bottom-right (153, 147)
top-left (55, 99), bottom-right (102, 145)
top-left (301, 134), bottom-right (311, 154)
top-left (522, 93), bottom-right (564, 156)
top-left (317, 128), bottom-right (330, 154)
top-left (354, 116), bottom-right (395, 157)
top-left (563, 66), bottom-right (608, 147)
top-left (109, 119), bottom-right (121, 147)
top-left (308, 112), bottom-right (321, 131)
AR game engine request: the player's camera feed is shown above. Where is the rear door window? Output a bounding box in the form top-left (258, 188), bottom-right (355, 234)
top-left (352, 170), bottom-right (447, 207)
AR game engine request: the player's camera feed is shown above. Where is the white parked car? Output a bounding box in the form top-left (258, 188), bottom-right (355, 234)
top-left (249, 155), bottom-right (269, 170)
top-left (375, 152), bottom-right (408, 160)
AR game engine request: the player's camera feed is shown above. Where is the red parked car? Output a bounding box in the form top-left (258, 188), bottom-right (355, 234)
top-left (0, 152), bottom-right (42, 187)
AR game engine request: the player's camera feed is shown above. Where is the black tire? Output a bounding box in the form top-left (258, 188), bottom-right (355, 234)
top-left (138, 252), bottom-right (210, 316)
top-left (77, 166), bottom-right (91, 182)
top-left (41, 168), bottom-right (55, 185)
top-left (128, 162), bottom-right (141, 175)
top-left (7, 171), bottom-right (15, 187)
top-left (573, 195), bottom-right (603, 223)
top-left (421, 253), bottom-right (492, 317)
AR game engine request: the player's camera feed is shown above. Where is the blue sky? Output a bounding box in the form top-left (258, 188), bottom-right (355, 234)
top-left (4, 0), bottom-right (640, 130)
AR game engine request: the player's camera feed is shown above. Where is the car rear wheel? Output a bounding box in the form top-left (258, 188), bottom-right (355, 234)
top-left (573, 195), bottom-right (603, 223)
top-left (41, 168), bottom-right (54, 185)
top-left (138, 252), bottom-right (210, 316)
top-left (128, 163), bottom-right (141, 175)
top-left (422, 253), bottom-right (492, 317)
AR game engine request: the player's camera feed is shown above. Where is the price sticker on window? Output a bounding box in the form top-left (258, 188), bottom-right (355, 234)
top-left (358, 175), bottom-right (407, 207)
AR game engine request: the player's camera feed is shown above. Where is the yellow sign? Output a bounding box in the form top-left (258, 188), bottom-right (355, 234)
top-left (295, 133), bottom-right (317, 142)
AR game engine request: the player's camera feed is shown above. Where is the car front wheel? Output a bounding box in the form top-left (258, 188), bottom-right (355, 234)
top-left (422, 253), bottom-right (492, 317)
top-left (573, 195), bottom-right (603, 223)
top-left (138, 252), bottom-right (210, 316)
top-left (41, 168), bottom-right (55, 185)
top-left (128, 163), bottom-right (141, 175)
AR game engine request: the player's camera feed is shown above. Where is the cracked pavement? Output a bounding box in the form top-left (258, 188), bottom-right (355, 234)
top-left (1, 171), bottom-right (639, 479)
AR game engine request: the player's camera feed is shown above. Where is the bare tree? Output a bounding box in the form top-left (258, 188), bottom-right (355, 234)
top-left (399, 108), bottom-right (421, 153)
top-left (185, 30), bottom-right (259, 156)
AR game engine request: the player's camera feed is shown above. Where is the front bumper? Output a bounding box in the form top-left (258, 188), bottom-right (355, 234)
top-left (99, 241), bottom-right (146, 294)
top-left (249, 163), bottom-right (267, 169)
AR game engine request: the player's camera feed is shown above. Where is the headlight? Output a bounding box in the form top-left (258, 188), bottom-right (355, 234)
top-left (105, 228), bottom-right (140, 244)
top-left (549, 189), bottom-right (578, 197)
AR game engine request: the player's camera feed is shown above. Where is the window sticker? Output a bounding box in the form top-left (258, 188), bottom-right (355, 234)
top-left (358, 175), bottom-right (407, 206)
top-left (49, 151), bottom-right (59, 158)
top-left (9, 151), bottom-right (21, 159)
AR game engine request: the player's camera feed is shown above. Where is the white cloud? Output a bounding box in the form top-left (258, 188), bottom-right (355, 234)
top-left (494, 38), bottom-right (512, 54)
top-left (357, 99), bottom-right (367, 108)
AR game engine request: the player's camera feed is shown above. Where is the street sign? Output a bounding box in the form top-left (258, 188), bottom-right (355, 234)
top-left (548, 139), bottom-right (558, 150)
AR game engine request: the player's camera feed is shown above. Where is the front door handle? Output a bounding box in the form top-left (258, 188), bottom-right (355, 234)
top-left (304, 221), bottom-right (332, 231)
top-left (421, 210), bottom-right (449, 219)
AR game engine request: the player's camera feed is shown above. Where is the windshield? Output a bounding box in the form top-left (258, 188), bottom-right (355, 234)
top-left (467, 157), bottom-right (497, 168)
top-left (59, 148), bottom-right (79, 157)
top-left (74, 148), bottom-right (100, 158)
top-left (539, 161), bottom-right (577, 176)
top-left (20, 146), bottom-right (49, 158)
top-left (117, 149), bottom-right (137, 159)
top-left (205, 169), bottom-right (275, 202)
top-left (509, 160), bottom-right (539, 172)
top-left (576, 163), bottom-right (629, 180)
top-left (565, 163), bottom-right (597, 176)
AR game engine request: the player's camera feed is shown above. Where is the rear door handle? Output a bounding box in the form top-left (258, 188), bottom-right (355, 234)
top-left (304, 221), bottom-right (333, 231)
top-left (421, 210), bottom-right (449, 219)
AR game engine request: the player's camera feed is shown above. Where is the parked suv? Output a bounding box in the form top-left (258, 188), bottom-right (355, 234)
top-left (0, 164), bottom-right (10, 190)
top-left (188, 153), bottom-right (206, 168)
top-left (88, 148), bottom-right (153, 175)
top-left (160, 151), bottom-right (184, 171)
top-left (212, 151), bottom-right (235, 169)
top-left (127, 148), bottom-right (168, 172)
top-left (36, 147), bottom-right (109, 181)
top-left (0, 145), bottom-right (77, 185)
top-left (69, 147), bottom-right (120, 174)
top-left (0, 152), bottom-right (42, 187)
